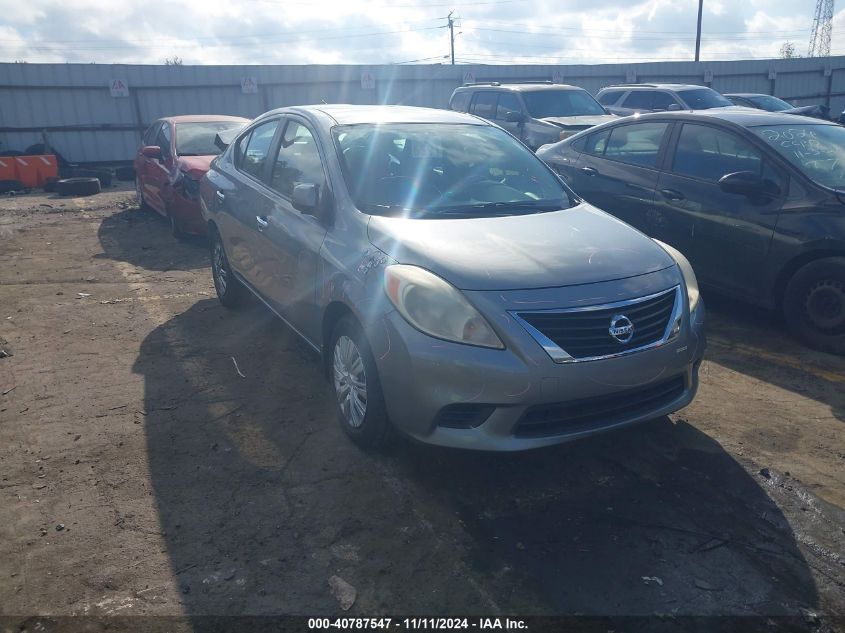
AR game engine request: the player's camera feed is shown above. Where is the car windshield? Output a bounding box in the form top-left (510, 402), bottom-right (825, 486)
top-left (678, 88), bottom-right (733, 110)
top-left (748, 95), bottom-right (793, 112)
top-left (521, 90), bottom-right (607, 118)
top-left (175, 121), bottom-right (245, 156)
top-left (753, 123), bottom-right (845, 189)
top-left (333, 123), bottom-right (571, 218)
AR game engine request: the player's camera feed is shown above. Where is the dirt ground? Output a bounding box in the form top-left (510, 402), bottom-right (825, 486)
top-left (1, 186), bottom-right (844, 629)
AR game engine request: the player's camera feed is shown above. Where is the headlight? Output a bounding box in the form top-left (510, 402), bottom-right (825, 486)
top-left (653, 240), bottom-right (700, 311)
top-left (384, 265), bottom-right (504, 349)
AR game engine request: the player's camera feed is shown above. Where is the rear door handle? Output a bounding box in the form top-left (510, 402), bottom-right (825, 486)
top-left (660, 188), bottom-right (685, 201)
top-left (580, 166), bottom-right (598, 176)
top-left (256, 215), bottom-right (269, 230)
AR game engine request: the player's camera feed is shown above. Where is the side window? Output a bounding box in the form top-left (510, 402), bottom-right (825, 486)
top-left (603, 122), bottom-right (669, 167)
top-left (450, 92), bottom-right (469, 112)
top-left (621, 90), bottom-right (654, 110)
top-left (156, 124), bottom-right (172, 160)
top-left (672, 124), bottom-right (764, 181)
top-left (597, 90), bottom-right (623, 106)
top-left (239, 119), bottom-right (279, 180)
top-left (652, 92), bottom-right (679, 111)
top-left (270, 120), bottom-right (326, 199)
top-left (496, 92), bottom-right (522, 120)
top-left (471, 92), bottom-right (498, 119)
top-left (143, 122), bottom-right (161, 146)
top-left (584, 128), bottom-right (610, 155)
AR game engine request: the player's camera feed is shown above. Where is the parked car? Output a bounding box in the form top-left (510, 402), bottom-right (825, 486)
top-left (537, 110), bottom-right (845, 355)
top-left (200, 104), bottom-right (705, 450)
top-left (597, 83), bottom-right (734, 116)
top-left (449, 81), bottom-right (616, 150)
top-left (724, 93), bottom-right (831, 120)
top-left (135, 115), bottom-right (249, 238)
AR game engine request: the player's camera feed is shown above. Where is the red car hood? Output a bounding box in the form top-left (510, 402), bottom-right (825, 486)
top-left (177, 155), bottom-right (215, 179)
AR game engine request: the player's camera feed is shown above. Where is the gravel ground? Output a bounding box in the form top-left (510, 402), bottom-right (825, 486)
top-left (0, 186), bottom-right (843, 631)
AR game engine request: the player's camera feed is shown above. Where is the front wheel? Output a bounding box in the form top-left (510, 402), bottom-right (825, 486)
top-left (210, 230), bottom-right (246, 308)
top-left (783, 257), bottom-right (845, 355)
top-left (330, 316), bottom-right (392, 449)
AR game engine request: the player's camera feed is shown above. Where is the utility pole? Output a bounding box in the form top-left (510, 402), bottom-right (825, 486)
top-left (448, 11), bottom-right (455, 65)
top-left (694, 0), bottom-right (703, 62)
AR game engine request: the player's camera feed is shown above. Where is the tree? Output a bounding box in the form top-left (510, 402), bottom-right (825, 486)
top-left (164, 56), bottom-right (183, 66)
top-left (780, 41), bottom-right (799, 58)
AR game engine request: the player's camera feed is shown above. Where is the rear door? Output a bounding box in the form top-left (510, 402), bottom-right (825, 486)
top-left (570, 120), bottom-right (671, 228)
top-left (611, 90), bottom-right (656, 116)
top-left (469, 91), bottom-right (498, 124)
top-left (652, 122), bottom-right (787, 300)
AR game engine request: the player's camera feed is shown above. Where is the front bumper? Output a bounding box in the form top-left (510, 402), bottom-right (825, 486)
top-left (365, 269), bottom-right (706, 451)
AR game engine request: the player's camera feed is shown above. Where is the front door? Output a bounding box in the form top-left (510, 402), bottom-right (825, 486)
top-left (260, 117), bottom-right (330, 342)
top-left (652, 122), bottom-right (786, 301)
top-left (570, 121), bottom-right (671, 228)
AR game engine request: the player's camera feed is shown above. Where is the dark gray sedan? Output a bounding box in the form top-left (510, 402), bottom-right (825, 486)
top-left (200, 105), bottom-right (705, 450)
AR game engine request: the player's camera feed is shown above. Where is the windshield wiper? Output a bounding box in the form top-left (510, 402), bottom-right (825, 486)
top-left (432, 200), bottom-right (566, 216)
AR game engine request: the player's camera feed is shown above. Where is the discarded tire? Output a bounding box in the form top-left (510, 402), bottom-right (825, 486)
top-left (115, 165), bottom-right (135, 182)
top-left (0, 179), bottom-right (26, 194)
top-left (71, 168), bottom-right (113, 188)
top-left (55, 177), bottom-right (101, 197)
top-left (43, 177), bottom-right (59, 192)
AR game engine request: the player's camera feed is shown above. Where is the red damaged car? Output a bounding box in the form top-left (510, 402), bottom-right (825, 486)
top-left (135, 115), bottom-right (248, 238)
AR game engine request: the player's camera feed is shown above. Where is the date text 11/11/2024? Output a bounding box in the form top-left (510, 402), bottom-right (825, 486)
top-left (307, 618), bottom-right (528, 630)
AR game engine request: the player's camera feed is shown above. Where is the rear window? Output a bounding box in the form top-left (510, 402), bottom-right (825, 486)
top-left (450, 92), bottom-right (470, 112)
top-left (677, 88), bottom-right (733, 110)
top-left (597, 90), bottom-right (624, 106)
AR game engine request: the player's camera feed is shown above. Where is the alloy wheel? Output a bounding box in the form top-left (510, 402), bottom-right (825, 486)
top-left (333, 335), bottom-right (368, 428)
top-left (212, 241), bottom-right (228, 295)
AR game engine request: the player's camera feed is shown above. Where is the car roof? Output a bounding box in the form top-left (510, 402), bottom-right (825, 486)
top-left (161, 115), bottom-right (250, 124)
top-left (601, 83), bottom-right (708, 91)
top-left (621, 109), bottom-right (838, 127)
top-left (457, 83), bottom-right (582, 92)
top-left (723, 93), bottom-right (771, 98)
top-left (263, 104), bottom-right (488, 126)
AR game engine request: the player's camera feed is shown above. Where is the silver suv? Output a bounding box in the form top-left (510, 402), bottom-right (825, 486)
top-left (597, 83), bottom-right (734, 116)
top-left (200, 105), bottom-right (705, 451)
top-left (450, 81), bottom-right (616, 150)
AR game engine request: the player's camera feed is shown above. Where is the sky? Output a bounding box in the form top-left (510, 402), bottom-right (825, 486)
top-left (1, 0), bottom-right (844, 66)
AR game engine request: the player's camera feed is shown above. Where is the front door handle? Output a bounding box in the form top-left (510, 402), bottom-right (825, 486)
top-left (660, 188), bottom-right (685, 201)
top-left (256, 215), bottom-right (269, 230)
top-left (215, 190), bottom-right (225, 201)
top-left (580, 166), bottom-right (598, 176)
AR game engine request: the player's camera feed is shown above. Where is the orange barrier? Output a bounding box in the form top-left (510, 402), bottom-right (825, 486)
top-left (0, 156), bottom-right (16, 181)
top-left (2, 155), bottom-right (59, 188)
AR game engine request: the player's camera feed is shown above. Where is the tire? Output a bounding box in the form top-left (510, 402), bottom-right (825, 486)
top-left (115, 165), bottom-right (135, 182)
top-left (210, 229), bottom-right (246, 308)
top-left (55, 177), bottom-right (100, 197)
top-left (169, 211), bottom-right (186, 241)
top-left (329, 315), bottom-right (392, 449)
top-left (71, 168), bottom-right (112, 188)
top-left (783, 257), bottom-right (845, 355)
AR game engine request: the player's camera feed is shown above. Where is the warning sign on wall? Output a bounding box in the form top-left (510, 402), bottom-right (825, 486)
top-left (109, 79), bottom-right (129, 98)
top-left (360, 71), bottom-right (375, 90)
top-left (241, 76), bottom-right (258, 94)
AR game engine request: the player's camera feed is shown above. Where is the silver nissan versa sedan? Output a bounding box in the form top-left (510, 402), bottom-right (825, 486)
top-left (200, 105), bottom-right (705, 451)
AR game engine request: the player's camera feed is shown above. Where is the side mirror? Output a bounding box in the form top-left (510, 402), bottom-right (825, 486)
top-left (142, 145), bottom-right (162, 159)
top-left (504, 111), bottom-right (526, 123)
top-left (718, 171), bottom-right (779, 196)
top-left (666, 104), bottom-right (682, 111)
top-left (292, 183), bottom-right (319, 214)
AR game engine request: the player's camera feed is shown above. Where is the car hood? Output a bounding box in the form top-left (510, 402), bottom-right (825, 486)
top-left (367, 202), bottom-right (675, 291)
top-left (177, 155), bottom-right (215, 178)
top-left (541, 114), bottom-right (616, 128)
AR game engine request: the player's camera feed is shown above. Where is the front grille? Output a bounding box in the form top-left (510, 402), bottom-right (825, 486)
top-left (515, 287), bottom-right (679, 361)
top-left (435, 404), bottom-right (495, 429)
top-left (514, 375), bottom-right (686, 438)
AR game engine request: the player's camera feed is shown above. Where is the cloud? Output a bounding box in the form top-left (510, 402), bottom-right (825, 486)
top-left (0, 0), bottom-right (829, 65)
